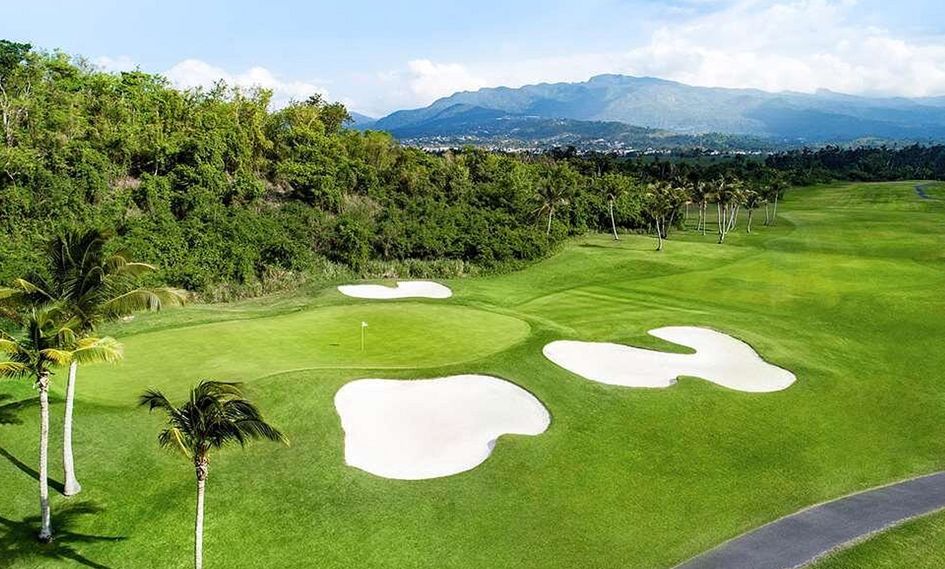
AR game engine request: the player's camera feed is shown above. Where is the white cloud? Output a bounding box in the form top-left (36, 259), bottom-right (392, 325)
top-left (163, 59), bottom-right (327, 108)
top-left (93, 55), bottom-right (137, 73)
top-left (363, 0), bottom-right (945, 114)
top-left (405, 59), bottom-right (486, 100)
top-left (609, 0), bottom-right (945, 97)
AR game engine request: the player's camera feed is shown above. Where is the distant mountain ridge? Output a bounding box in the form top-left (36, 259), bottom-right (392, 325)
top-left (370, 75), bottom-right (945, 147)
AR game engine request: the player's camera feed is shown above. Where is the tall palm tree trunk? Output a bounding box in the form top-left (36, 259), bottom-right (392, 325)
top-left (772, 194), bottom-right (779, 225)
top-left (38, 372), bottom-right (52, 542)
top-left (717, 203), bottom-right (725, 244)
top-left (655, 218), bottom-right (663, 251)
top-left (546, 208), bottom-right (553, 235)
top-left (195, 457), bottom-right (208, 569)
top-left (747, 209), bottom-right (754, 233)
top-left (764, 203), bottom-right (770, 225)
top-left (62, 361), bottom-right (81, 496)
top-left (609, 198), bottom-right (619, 240)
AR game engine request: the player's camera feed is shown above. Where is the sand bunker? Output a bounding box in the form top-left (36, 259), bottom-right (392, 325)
top-left (543, 326), bottom-right (795, 392)
top-left (335, 375), bottom-right (550, 480)
top-left (337, 280), bottom-right (452, 299)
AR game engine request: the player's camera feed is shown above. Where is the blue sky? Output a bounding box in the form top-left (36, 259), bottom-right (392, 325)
top-left (4, 0), bottom-right (945, 116)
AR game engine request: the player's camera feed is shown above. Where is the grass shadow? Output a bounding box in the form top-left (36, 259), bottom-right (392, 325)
top-left (0, 502), bottom-right (125, 569)
top-left (0, 396), bottom-right (65, 495)
top-left (0, 395), bottom-right (37, 426)
top-left (0, 447), bottom-right (65, 495)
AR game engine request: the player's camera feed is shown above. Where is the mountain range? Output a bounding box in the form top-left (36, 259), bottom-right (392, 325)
top-left (360, 75), bottom-right (945, 150)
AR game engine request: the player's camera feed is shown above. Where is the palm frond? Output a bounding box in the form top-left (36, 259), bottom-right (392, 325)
top-left (41, 348), bottom-right (74, 365)
top-left (0, 362), bottom-right (30, 379)
top-left (111, 260), bottom-right (157, 278)
top-left (71, 336), bottom-right (124, 365)
top-left (158, 427), bottom-right (192, 458)
top-left (0, 337), bottom-right (22, 355)
top-left (101, 287), bottom-right (188, 317)
top-left (139, 389), bottom-right (177, 413)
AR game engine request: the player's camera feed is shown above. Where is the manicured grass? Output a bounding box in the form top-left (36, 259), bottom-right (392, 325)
top-left (811, 509), bottom-right (945, 569)
top-left (1, 180), bottom-right (944, 568)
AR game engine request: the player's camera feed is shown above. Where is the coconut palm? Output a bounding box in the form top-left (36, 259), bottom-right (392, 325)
top-left (712, 176), bottom-right (744, 244)
top-left (532, 163), bottom-right (578, 235)
top-left (139, 381), bottom-right (287, 569)
top-left (594, 173), bottom-right (629, 240)
top-left (743, 188), bottom-right (766, 234)
top-left (645, 181), bottom-right (687, 251)
top-left (764, 177), bottom-right (788, 226)
top-left (2, 229), bottom-right (187, 495)
top-left (0, 305), bottom-right (122, 542)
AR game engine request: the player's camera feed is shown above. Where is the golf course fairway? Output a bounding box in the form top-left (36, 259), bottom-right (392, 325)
top-left (1, 180), bottom-right (944, 568)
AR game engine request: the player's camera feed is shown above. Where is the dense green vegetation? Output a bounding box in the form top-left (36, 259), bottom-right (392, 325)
top-left (1, 180), bottom-right (943, 568)
top-left (0, 41), bottom-right (629, 298)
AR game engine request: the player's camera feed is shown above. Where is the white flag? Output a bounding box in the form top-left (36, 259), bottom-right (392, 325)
top-left (361, 321), bottom-right (368, 328)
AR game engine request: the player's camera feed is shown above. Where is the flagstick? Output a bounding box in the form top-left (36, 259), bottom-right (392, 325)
top-left (361, 325), bottom-right (365, 351)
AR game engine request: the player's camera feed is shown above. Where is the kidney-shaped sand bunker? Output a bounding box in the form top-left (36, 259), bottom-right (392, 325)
top-left (543, 326), bottom-right (796, 392)
top-left (337, 280), bottom-right (452, 299)
top-left (335, 375), bottom-right (550, 480)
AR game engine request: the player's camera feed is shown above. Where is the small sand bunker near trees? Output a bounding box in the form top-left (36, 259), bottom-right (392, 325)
top-left (335, 375), bottom-right (550, 480)
top-left (337, 280), bottom-right (453, 299)
top-left (543, 326), bottom-right (796, 393)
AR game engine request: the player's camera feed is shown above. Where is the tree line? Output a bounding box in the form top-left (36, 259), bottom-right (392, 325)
top-left (3, 40), bottom-right (943, 298)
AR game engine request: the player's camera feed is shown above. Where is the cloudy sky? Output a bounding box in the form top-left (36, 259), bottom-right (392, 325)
top-left (4, 0), bottom-right (945, 116)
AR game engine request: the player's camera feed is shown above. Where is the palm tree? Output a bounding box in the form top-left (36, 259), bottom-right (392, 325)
top-left (594, 173), bottom-right (628, 240)
top-left (532, 163), bottom-right (578, 235)
top-left (764, 177), bottom-right (788, 226)
top-left (645, 181), bottom-right (687, 251)
top-left (743, 188), bottom-right (765, 234)
top-left (3, 229), bottom-right (187, 496)
top-left (692, 180), bottom-right (710, 235)
top-left (140, 381), bottom-right (287, 569)
top-left (0, 305), bottom-right (122, 542)
top-left (713, 176), bottom-right (744, 244)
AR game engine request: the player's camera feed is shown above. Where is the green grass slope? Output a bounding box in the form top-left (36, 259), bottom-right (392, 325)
top-left (810, 509), bottom-right (945, 569)
top-left (1, 181), bottom-right (943, 568)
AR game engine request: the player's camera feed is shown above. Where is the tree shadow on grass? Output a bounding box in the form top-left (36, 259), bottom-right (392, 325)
top-left (0, 447), bottom-right (65, 495)
top-left (0, 395), bottom-right (36, 426)
top-left (0, 396), bottom-right (65, 495)
top-left (0, 502), bottom-right (125, 569)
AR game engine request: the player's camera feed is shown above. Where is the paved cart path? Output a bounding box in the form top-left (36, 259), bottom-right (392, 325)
top-left (675, 471), bottom-right (945, 569)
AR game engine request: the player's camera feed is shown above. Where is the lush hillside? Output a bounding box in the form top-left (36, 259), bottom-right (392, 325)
top-left (0, 42), bottom-right (637, 297)
top-left (374, 74), bottom-right (945, 145)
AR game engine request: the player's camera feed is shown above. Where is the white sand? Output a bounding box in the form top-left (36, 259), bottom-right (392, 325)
top-left (337, 280), bottom-right (452, 299)
top-left (335, 375), bottom-right (550, 480)
top-left (543, 326), bottom-right (796, 393)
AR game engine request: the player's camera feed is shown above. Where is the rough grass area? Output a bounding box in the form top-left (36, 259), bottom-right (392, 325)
top-left (1, 181), bottom-right (943, 568)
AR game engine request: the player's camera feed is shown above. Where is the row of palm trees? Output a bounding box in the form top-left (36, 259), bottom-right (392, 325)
top-left (0, 229), bottom-right (286, 568)
top-left (532, 171), bottom-right (788, 247)
top-left (646, 175), bottom-right (788, 249)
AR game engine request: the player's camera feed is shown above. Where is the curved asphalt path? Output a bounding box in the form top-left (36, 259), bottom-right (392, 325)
top-left (916, 183), bottom-right (933, 199)
top-left (674, 471), bottom-right (945, 569)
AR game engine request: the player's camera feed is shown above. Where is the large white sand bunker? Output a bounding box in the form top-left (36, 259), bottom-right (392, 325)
top-left (543, 326), bottom-right (796, 393)
top-left (337, 280), bottom-right (452, 299)
top-left (335, 375), bottom-right (550, 480)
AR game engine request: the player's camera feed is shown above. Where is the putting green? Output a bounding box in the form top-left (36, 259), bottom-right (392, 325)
top-left (79, 303), bottom-right (530, 404)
